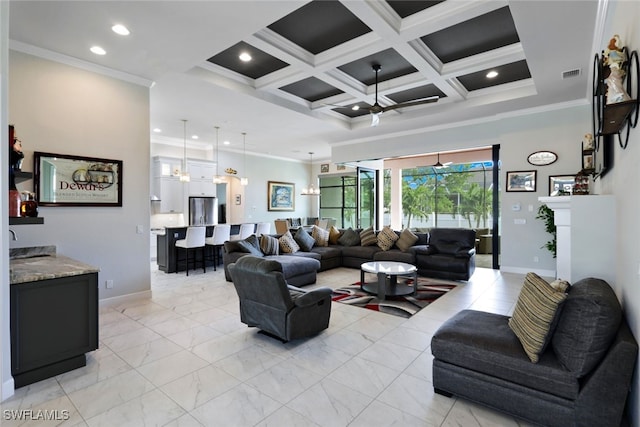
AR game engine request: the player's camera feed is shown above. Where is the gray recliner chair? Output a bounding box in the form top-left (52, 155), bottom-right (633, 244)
top-left (228, 256), bottom-right (332, 342)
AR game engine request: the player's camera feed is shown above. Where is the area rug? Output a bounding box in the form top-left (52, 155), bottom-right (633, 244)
top-left (331, 278), bottom-right (457, 318)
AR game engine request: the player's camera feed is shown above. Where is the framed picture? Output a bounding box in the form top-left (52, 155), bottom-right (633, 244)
top-left (320, 163), bottom-right (329, 173)
top-left (34, 151), bottom-right (123, 207)
top-left (582, 152), bottom-right (595, 171)
top-left (268, 181), bottom-right (295, 211)
top-left (549, 175), bottom-right (576, 196)
top-left (506, 170), bottom-right (536, 192)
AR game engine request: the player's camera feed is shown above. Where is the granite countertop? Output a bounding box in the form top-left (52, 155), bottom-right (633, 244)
top-left (10, 246), bottom-right (100, 285)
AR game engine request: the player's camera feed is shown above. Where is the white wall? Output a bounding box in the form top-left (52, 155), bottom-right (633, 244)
top-left (7, 50), bottom-right (151, 303)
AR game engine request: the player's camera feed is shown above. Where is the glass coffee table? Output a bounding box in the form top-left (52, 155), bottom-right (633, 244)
top-left (360, 261), bottom-right (418, 300)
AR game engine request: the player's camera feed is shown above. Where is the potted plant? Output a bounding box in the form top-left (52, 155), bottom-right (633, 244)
top-left (536, 204), bottom-right (556, 258)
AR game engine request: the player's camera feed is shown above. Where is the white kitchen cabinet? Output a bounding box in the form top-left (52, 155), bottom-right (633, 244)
top-left (154, 176), bottom-right (183, 213)
top-left (188, 161), bottom-right (216, 196)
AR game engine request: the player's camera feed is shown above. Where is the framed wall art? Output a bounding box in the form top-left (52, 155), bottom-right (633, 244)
top-left (549, 175), bottom-right (576, 196)
top-left (268, 181), bottom-right (295, 211)
top-left (506, 170), bottom-right (536, 192)
top-left (34, 151), bottom-right (123, 207)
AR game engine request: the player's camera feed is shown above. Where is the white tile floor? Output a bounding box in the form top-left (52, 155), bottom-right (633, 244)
top-left (1, 265), bottom-right (537, 426)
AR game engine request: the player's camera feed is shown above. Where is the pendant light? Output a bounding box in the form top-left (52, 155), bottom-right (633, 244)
top-left (301, 152), bottom-right (320, 196)
top-left (212, 126), bottom-right (225, 184)
top-left (180, 119), bottom-right (190, 182)
top-left (240, 132), bottom-right (248, 186)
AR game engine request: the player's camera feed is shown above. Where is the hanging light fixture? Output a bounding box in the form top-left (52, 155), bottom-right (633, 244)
top-left (180, 119), bottom-right (190, 182)
top-left (240, 132), bottom-right (248, 186)
top-left (301, 152), bottom-right (320, 196)
top-left (212, 126), bottom-right (226, 184)
top-left (433, 152), bottom-right (444, 168)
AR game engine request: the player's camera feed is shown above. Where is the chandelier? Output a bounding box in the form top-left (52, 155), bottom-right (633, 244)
top-left (301, 152), bottom-right (320, 196)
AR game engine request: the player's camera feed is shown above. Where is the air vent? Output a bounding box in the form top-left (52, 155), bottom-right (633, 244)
top-left (562, 68), bottom-right (581, 79)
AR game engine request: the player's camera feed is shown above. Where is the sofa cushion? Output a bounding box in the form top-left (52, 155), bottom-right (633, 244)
top-left (294, 228), bottom-right (315, 252)
top-left (508, 273), bottom-right (568, 363)
top-left (279, 231), bottom-right (300, 254)
top-left (360, 226), bottom-right (377, 246)
top-left (328, 226), bottom-right (342, 244)
top-left (260, 234), bottom-right (280, 256)
top-left (236, 234), bottom-right (263, 256)
top-left (431, 310), bottom-right (580, 399)
top-left (374, 249), bottom-right (414, 264)
top-left (311, 225), bottom-right (329, 247)
top-left (338, 227), bottom-right (361, 246)
top-left (551, 277), bottom-right (622, 376)
top-left (377, 226), bottom-right (399, 251)
top-left (396, 228), bottom-right (419, 251)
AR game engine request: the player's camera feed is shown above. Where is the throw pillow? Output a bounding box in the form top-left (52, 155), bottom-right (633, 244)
top-left (294, 228), bottom-right (315, 252)
top-left (338, 227), bottom-right (361, 247)
top-left (508, 272), bottom-right (568, 363)
top-left (377, 226), bottom-right (399, 251)
top-left (328, 226), bottom-right (342, 244)
top-left (396, 228), bottom-right (419, 251)
top-left (237, 235), bottom-right (263, 257)
top-left (260, 234), bottom-right (280, 255)
top-left (360, 226), bottom-right (377, 246)
top-left (311, 225), bottom-right (329, 247)
top-left (279, 231), bottom-right (300, 254)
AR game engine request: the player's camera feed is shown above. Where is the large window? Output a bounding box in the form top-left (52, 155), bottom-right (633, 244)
top-left (398, 162), bottom-right (495, 230)
top-left (319, 175), bottom-right (357, 228)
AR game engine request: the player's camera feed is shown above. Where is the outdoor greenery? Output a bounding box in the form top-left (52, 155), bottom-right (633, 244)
top-left (397, 165), bottom-right (493, 229)
top-left (536, 204), bottom-right (557, 258)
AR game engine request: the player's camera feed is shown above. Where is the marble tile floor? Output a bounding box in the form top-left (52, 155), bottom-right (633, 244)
top-left (1, 265), bottom-right (538, 427)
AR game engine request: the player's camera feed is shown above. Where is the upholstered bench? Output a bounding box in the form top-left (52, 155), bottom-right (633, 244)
top-left (431, 276), bottom-right (638, 427)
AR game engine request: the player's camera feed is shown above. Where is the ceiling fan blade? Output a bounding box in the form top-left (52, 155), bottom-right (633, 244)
top-left (381, 96), bottom-right (439, 112)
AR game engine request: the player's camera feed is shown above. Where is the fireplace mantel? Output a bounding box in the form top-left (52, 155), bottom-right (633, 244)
top-left (538, 195), bottom-right (615, 284)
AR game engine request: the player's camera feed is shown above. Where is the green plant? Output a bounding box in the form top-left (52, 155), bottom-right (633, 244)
top-left (536, 204), bottom-right (556, 258)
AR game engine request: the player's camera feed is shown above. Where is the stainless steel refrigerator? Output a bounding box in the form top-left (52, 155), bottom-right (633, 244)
top-left (189, 196), bottom-right (218, 226)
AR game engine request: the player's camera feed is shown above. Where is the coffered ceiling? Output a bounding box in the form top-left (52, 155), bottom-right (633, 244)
top-left (8, 1), bottom-right (602, 162)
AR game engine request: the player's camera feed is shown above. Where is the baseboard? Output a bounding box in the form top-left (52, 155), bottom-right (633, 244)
top-left (99, 290), bottom-right (152, 308)
top-left (2, 377), bottom-right (15, 402)
top-left (500, 266), bottom-right (556, 278)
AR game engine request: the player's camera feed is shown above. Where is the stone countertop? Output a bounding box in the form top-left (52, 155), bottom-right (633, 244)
top-left (10, 246), bottom-right (100, 285)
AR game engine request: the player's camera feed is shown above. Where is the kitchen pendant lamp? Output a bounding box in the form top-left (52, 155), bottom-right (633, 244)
top-left (180, 119), bottom-right (190, 182)
top-left (240, 132), bottom-right (248, 186)
top-left (212, 126), bottom-right (225, 184)
top-left (301, 152), bottom-right (320, 196)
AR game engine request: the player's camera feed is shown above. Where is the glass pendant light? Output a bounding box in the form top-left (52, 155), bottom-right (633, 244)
top-left (179, 119), bottom-right (190, 182)
top-left (212, 126), bottom-right (225, 184)
top-left (240, 132), bottom-right (248, 186)
top-left (301, 152), bottom-right (320, 196)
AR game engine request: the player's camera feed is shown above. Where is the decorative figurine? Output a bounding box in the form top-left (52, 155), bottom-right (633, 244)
top-left (8, 124), bottom-right (23, 217)
top-left (604, 35), bottom-right (631, 104)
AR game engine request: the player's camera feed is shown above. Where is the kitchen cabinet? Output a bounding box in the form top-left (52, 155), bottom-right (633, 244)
top-left (153, 176), bottom-right (183, 213)
top-left (11, 272), bottom-right (98, 387)
top-left (188, 161), bottom-right (216, 196)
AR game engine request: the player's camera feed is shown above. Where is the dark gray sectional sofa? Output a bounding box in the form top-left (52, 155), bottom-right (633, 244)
top-left (223, 227), bottom-right (476, 285)
top-left (431, 277), bottom-right (638, 427)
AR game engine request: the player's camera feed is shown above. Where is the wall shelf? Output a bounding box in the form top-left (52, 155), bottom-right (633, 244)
top-left (10, 217), bottom-right (44, 225)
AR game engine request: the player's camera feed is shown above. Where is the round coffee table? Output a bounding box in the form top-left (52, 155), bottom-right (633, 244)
top-left (360, 261), bottom-right (418, 300)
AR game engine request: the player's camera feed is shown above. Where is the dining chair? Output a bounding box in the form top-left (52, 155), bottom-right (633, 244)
top-left (274, 219), bottom-right (290, 234)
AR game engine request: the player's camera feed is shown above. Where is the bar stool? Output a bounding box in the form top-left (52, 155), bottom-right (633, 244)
top-left (230, 223), bottom-right (255, 241)
top-left (255, 222), bottom-right (271, 236)
top-left (205, 224), bottom-right (231, 270)
top-left (175, 226), bottom-right (206, 276)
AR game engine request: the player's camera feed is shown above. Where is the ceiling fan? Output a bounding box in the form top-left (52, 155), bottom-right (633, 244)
top-left (433, 152), bottom-right (452, 168)
top-left (364, 64), bottom-right (439, 126)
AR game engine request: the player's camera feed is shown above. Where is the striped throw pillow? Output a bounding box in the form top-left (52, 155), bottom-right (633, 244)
top-left (278, 231), bottom-right (300, 254)
top-left (312, 225), bottom-right (329, 247)
top-left (377, 226), bottom-right (399, 251)
top-left (360, 226), bottom-right (377, 246)
top-left (260, 235), bottom-right (280, 255)
top-left (509, 272), bottom-right (568, 363)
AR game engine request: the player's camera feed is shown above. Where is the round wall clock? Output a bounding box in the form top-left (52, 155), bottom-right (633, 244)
top-left (527, 151), bottom-right (557, 166)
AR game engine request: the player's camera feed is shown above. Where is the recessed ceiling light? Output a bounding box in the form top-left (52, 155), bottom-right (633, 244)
top-left (486, 70), bottom-right (499, 78)
top-left (239, 52), bottom-right (252, 62)
top-left (153, 128), bottom-right (162, 133)
top-left (111, 24), bottom-right (130, 36)
top-left (223, 140), bottom-right (231, 145)
top-left (191, 135), bottom-right (199, 140)
top-left (352, 105), bottom-right (360, 111)
top-left (90, 46), bottom-right (106, 55)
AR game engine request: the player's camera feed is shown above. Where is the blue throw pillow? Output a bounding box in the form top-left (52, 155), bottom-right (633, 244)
top-left (294, 228), bottom-right (315, 252)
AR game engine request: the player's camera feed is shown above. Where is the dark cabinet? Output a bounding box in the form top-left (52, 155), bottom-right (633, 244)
top-left (11, 272), bottom-right (98, 387)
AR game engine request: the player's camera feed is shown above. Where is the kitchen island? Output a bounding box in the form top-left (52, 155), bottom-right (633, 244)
top-left (10, 246), bottom-right (99, 388)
